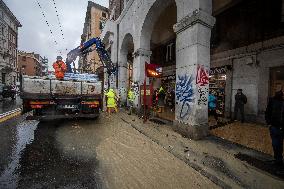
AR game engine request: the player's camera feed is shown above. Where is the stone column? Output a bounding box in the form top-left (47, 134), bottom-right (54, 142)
top-left (173, 9), bottom-right (215, 140)
top-left (132, 48), bottom-right (152, 109)
top-left (118, 52), bottom-right (128, 105)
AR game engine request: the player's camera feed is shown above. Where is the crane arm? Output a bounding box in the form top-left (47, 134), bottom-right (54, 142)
top-left (65, 37), bottom-right (115, 75)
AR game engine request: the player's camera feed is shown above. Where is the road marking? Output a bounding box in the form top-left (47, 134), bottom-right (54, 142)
top-left (0, 108), bottom-right (22, 123)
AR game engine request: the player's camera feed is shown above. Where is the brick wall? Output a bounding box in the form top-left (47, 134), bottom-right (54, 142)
top-left (18, 54), bottom-right (41, 76)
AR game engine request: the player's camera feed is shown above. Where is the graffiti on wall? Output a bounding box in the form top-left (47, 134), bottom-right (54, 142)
top-left (197, 87), bottom-right (208, 105)
top-left (196, 65), bottom-right (209, 106)
top-left (132, 82), bottom-right (139, 98)
top-left (196, 65), bottom-right (209, 86)
top-left (119, 87), bottom-right (127, 98)
top-left (176, 74), bottom-right (195, 119)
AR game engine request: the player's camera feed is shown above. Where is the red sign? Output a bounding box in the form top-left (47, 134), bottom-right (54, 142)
top-left (145, 62), bottom-right (162, 78)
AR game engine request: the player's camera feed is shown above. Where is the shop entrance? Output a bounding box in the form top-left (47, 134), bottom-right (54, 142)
top-left (270, 66), bottom-right (284, 96)
top-left (150, 2), bottom-right (177, 121)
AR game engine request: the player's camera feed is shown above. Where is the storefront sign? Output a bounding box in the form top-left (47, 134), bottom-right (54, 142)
top-left (145, 63), bottom-right (162, 78)
top-left (210, 66), bottom-right (227, 75)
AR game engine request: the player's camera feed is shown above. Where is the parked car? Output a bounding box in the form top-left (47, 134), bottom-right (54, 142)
top-left (0, 84), bottom-right (16, 100)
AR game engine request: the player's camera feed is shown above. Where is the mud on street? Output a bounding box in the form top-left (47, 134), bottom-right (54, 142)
top-left (0, 113), bottom-right (218, 189)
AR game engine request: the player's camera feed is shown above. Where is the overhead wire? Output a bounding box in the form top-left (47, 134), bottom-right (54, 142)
top-left (36, 0), bottom-right (62, 55)
top-left (51, 0), bottom-right (70, 54)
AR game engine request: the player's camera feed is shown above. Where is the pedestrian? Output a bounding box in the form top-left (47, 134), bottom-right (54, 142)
top-left (105, 88), bottom-right (117, 117)
top-left (234, 89), bottom-right (247, 123)
top-left (265, 86), bottom-right (284, 167)
top-left (157, 86), bottom-right (166, 113)
top-left (53, 56), bottom-right (67, 80)
top-left (127, 87), bottom-right (135, 115)
top-left (209, 90), bottom-right (219, 123)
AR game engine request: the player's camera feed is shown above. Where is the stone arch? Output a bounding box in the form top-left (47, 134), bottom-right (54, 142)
top-left (119, 33), bottom-right (135, 104)
top-left (101, 31), bottom-right (114, 45)
top-left (139, 0), bottom-right (177, 50)
top-left (120, 33), bottom-right (134, 66)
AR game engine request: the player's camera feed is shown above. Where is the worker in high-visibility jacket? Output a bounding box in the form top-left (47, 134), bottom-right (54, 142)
top-left (53, 56), bottom-right (67, 80)
top-left (127, 88), bottom-right (135, 115)
top-left (105, 88), bottom-right (117, 117)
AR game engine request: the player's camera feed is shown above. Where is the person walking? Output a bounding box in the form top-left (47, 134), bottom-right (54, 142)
top-left (105, 88), bottom-right (117, 117)
top-left (265, 87), bottom-right (284, 167)
top-left (127, 88), bottom-right (135, 115)
top-left (157, 86), bottom-right (166, 113)
top-left (209, 90), bottom-right (219, 123)
top-left (234, 89), bottom-right (247, 123)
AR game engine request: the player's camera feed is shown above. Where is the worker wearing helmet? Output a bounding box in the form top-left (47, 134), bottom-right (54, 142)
top-left (53, 56), bottom-right (67, 80)
top-left (105, 88), bottom-right (117, 117)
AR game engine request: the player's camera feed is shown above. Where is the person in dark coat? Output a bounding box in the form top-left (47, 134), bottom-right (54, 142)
top-left (265, 88), bottom-right (284, 166)
top-left (234, 89), bottom-right (247, 123)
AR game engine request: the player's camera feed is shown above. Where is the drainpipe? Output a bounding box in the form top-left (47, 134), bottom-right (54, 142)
top-left (116, 21), bottom-right (119, 89)
top-left (230, 58), bottom-right (235, 119)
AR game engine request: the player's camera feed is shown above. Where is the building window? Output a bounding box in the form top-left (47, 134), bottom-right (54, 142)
top-left (166, 43), bottom-right (174, 62)
top-left (13, 76), bottom-right (16, 85)
top-left (22, 56), bottom-right (26, 61)
top-left (102, 12), bottom-right (107, 18)
top-left (99, 21), bottom-right (105, 30)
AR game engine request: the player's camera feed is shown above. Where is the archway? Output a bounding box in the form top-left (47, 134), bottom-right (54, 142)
top-left (137, 0), bottom-right (215, 139)
top-left (119, 33), bottom-right (134, 104)
top-left (149, 2), bottom-right (177, 121)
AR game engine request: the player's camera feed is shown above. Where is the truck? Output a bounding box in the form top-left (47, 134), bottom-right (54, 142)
top-left (20, 37), bottom-right (115, 120)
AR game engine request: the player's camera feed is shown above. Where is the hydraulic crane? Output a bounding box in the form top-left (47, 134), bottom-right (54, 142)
top-left (65, 37), bottom-right (116, 75)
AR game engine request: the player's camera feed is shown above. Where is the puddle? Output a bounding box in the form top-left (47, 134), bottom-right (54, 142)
top-left (0, 120), bottom-right (38, 188)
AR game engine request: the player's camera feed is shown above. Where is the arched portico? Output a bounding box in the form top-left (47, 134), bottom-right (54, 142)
top-left (134, 0), bottom-right (215, 139)
top-left (119, 33), bottom-right (134, 104)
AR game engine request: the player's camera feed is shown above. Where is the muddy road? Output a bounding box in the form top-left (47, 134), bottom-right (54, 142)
top-left (0, 114), bottom-right (218, 189)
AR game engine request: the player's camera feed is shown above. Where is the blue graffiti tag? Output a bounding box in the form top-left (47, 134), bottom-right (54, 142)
top-left (176, 74), bottom-right (195, 119)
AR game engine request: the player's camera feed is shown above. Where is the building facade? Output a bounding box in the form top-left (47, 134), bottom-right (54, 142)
top-left (0, 0), bottom-right (21, 85)
top-left (101, 0), bottom-right (284, 139)
top-left (78, 1), bottom-right (109, 74)
top-left (18, 51), bottom-right (42, 77)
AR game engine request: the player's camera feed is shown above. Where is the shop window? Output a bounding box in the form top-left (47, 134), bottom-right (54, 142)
top-left (209, 66), bottom-right (227, 116)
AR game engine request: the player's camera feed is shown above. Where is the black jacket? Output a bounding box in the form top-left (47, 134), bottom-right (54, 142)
top-left (265, 91), bottom-right (284, 128)
top-left (235, 93), bottom-right (247, 106)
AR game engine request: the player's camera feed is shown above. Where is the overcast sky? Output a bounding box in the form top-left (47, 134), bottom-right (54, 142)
top-left (3, 0), bottom-right (108, 70)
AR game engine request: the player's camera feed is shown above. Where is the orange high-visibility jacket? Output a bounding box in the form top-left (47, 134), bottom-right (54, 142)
top-left (53, 60), bottom-right (67, 79)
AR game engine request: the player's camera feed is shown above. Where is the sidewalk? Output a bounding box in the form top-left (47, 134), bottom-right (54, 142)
top-left (119, 111), bottom-right (284, 189)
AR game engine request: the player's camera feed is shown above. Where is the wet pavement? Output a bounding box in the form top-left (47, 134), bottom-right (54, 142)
top-left (0, 113), bottom-right (219, 189)
top-left (0, 111), bottom-right (283, 189)
top-left (0, 96), bottom-right (22, 114)
top-left (0, 117), bottom-right (102, 189)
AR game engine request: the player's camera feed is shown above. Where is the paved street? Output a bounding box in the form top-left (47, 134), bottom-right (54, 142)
top-left (0, 111), bottom-right (283, 189)
top-left (0, 113), bottom-right (219, 189)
